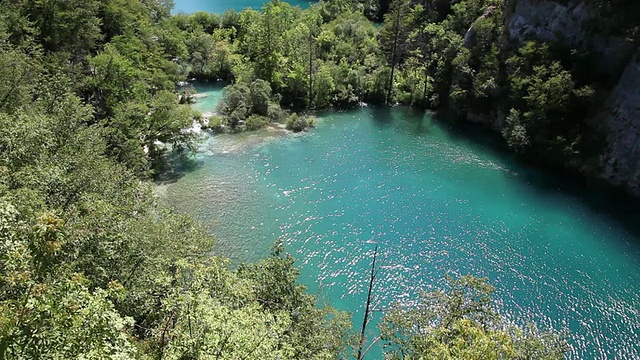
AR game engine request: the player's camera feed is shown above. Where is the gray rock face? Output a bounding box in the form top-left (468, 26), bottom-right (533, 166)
top-left (505, 0), bottom-right (633, 75)
top-left (506, 0), bottom-right (589, 45)
top-left (598, 56), bottom-right (640, 195)
top-left (503, 0), bottom-right (640, 194)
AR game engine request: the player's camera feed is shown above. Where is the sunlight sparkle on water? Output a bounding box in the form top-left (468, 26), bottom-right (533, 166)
top-left (160, 84), bottom-right (640, 360)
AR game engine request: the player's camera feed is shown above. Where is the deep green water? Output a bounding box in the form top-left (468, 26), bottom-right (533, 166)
top-left (173, 0), bottom-right (315, 14)
top-left (159, 86), bottom-right (640, 359)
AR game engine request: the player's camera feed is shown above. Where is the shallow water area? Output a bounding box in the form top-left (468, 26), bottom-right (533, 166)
top-left (161, 99), bottom-right (640, 359)
top-left (189, 81), bottom-right (225, 115)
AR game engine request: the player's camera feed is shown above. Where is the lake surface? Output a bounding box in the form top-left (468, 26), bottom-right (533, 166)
top-left (159, 85), bottom-right (640, 359)
top-left (173, 0), bottom-right (315, 14)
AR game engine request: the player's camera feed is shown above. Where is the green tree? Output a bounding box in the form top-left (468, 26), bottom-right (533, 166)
top-left (506, 42), bottom-right (594, 158)
top-left (28, 0), bottom-right (103, 63)
top-left (190, 11), bottom-right (222, 34)
top-left (0, 43), bottom-right (41, 113)
top-left (380, 275), bottom-right (568, 360)
top-left (249, 79), bottom-right (272, 116)
top-left (218, 83), bottom-right (251, 128)
top-left (379, 0), bottom-right (415, 103)
top-left (144, 245), bottom-right (350, 359)
top-left (239, 0), bottom-right (296, 89)
top-left (186, 31), bottom-right (217, 76)
top-left (99, 0), bottom-right (148, 41)
top-left (236, 243), bottom-right (351, 359)
top-left (282, 8), bottom-right (323, 108)
top-left (0, 199), bottom-right (136, 359)
top-left (218, 79), bottom-right (284, 130)
top-left (313, 63), bottom-right (336, 108)
top-left (89, 43), bottom-right (146, 118)
top-left (447, 1), bottom-right (503, 119)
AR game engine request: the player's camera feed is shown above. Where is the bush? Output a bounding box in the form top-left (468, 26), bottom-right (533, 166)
top-left (285, 113), bottom-right (315, 132)
top-left (245, 114), bottom-right (270, 131)
top-left (503, 109), bottom-right (530, 152)
top-left (219, 81), bottom-right (285, 127)
top-left (307, 115), bottom-right (316, 128)
top-left (206, 115), bottom-right (225, 132)
top-left (268, 101), bottom-right (285, 121)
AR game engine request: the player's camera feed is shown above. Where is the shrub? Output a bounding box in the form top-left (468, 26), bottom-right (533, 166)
top-left (206, 115), bottom-right (225, 132)
top-left (285, 113), bottom-right (315, 132)
top-left (268, 101), bottom-right (285, 121)
top-left (245, 114), bottom-right (270, 131)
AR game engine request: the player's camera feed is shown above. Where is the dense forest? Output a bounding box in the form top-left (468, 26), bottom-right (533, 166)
top-left (3, 0), bottom-right (626, 358)
top-left (188, 0), bottom-right (638, 185)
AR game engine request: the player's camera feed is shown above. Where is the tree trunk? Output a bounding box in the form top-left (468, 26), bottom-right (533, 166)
top-left (387, 8), bottom-right (401, 103)
top-left (308, 32), bottom-right (313, 108)
top-left (357, 245), bottom-right (379, 360)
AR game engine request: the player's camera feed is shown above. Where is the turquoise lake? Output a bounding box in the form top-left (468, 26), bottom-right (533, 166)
top-left (159, 86), bottom-right (640, 359)
top-left (173, 0), bottom-right (315, 13)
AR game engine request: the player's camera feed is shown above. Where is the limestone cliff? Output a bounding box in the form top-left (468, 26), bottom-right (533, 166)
top-left (504, 0), bottom-right (633, 75)
top-left (501, 0), bottom-right (639, 194)
top-left (596, 56), bottom-right (640, 195)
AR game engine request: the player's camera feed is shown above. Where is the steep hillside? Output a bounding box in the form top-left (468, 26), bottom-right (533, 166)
top-left (502, 0), bottom-right (639, 193)
top-left (428, 0), bottom-right (639, 194)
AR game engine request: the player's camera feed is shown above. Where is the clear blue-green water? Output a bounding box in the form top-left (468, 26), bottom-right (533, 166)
top-left (173, 0), bottom-right (315, 14)
top-left (189, 81), bottom-right (225, 114)
top-left (159, 86), bottom-right (640, 359)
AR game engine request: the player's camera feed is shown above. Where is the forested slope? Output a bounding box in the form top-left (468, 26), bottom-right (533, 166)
top-left (175, 0), bottom-right (639, 194)
top-left (379, 0), bottom-right (639, 193)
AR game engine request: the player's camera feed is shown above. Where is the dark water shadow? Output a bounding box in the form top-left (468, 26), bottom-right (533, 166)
top-left (422, 110), bottom-right (640, 241)
top-left (155, 152), bottom-right (205, 185)
top-left (370, 105), bottom-right (394, 127)
top-left (392, 106), bottom-right (437, 135)
top-left (515, 166), bottom-right (640, 241)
